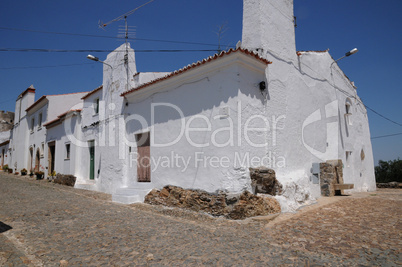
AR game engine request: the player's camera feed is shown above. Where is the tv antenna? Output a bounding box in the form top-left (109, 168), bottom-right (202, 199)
top-left (98, 0), bottom-right (154, 90)
top-left (99, 0), bottom-right (154, 45)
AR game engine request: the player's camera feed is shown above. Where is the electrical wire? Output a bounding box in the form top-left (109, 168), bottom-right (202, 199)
top-left (371, 132), bottom-right (402, 140)
top-left (364, 105), bottom-right (402, 127)
top-left (0, 62), bottom-right (96, 70)
top-left (0, 26), bottom-right (228, 47)
top-left (0, 48), bottom-right (219, 53)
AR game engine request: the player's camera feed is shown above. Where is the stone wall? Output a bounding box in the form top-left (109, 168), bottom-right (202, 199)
top-left (320, 160), bottom-right (344, 197)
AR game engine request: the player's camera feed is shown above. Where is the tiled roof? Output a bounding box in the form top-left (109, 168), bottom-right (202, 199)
top-left (82, 85), bottom-right (103, 100)
top-left (25, 95), bottom-right (47, 112)
top-left (17, 86), bottom-right (35, 100)
top-left (43, 109), bottom-right (82, 129)
top-left (121, 48), bottom-right (272, 97)
top-left (26, 92), bottom-right (89, 112)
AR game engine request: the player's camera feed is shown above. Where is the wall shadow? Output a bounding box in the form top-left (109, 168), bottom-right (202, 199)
top-left (0, 221), bottom-right (12, 233)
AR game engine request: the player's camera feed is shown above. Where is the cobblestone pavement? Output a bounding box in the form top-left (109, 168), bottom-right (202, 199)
top-left (0, 173), bottom-right (401, 266)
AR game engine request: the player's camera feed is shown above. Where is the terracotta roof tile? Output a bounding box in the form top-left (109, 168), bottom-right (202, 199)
top-left (43, 109), bottom-right (82, 129)
top-left (26, 92), bottom-right (88, 112)
top-left (82, 85), bottom-right (103, 100)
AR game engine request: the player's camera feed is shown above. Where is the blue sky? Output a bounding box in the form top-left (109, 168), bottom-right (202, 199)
top-left (0, 0), bottom-right (401, 164)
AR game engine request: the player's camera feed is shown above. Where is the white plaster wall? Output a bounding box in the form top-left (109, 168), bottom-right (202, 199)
top-left (27, 103), bottom-right (49, 175)
top-left (10, 90), bottom-right (35, 172)
top-left (47, 93), bottom-right (87, 122)
top-left (0, 130), bottom-right (10, 144)
top-left (240, 0), bottom-right (375, 211)
top-left (242, 0), bottom-right (296, 61)
top-left (46, 113), bottom-right (81, 176)
top-left (133, 72), bottom-right (170, 86)
top-left (81, 90), bottom-right (102, 128)
top-left (90, 43), bottom-right (138, 193)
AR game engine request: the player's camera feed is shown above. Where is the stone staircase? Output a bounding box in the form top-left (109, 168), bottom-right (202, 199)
top-left (112, 184), bottom-right (153, 204)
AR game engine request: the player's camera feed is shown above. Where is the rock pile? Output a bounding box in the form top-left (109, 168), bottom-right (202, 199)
top-left (144, 185), bottom-right (281, 220)
top-left (53, 174), bottom-right (76, 187)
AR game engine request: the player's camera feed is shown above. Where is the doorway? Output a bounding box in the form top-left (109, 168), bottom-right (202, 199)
top-left (88, 141), bottom-right (95, 180)
top-left (1, 149), bottom-right (4, 168)
top-left (28, 147), bottom-right (33, 171)
top-left (48, 142), bottom-right (55, 175)
top-left (35, 148), bottom-right (40, 172)
top-left (136, 132), bottom-right (151, 182)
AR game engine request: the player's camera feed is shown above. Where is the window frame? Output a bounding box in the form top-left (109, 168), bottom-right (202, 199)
top-left (65, 143), bottom-right (71, 160)
top-left (93, 98), bottom-right (99, 115)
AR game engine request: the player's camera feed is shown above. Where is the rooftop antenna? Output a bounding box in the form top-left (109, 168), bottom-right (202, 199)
top-left (98, 0), bottom-right (154, 90)
top-left (215, 22), bottom-right (228, 54)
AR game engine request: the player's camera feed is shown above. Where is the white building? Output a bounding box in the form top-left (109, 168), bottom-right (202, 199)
top-left (111, 0), bottom-right (375, 207)
top-left (9, 86), bottom-right (87, 176)
top-left (4, 0), bottom-right (375, 211)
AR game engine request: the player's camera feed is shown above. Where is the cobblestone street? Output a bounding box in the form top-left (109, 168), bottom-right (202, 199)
top-left (0, 173), bottom-right (401, 266)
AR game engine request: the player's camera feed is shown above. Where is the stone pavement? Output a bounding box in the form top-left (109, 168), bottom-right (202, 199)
top-left (0, 173), bottom-right (401, 266)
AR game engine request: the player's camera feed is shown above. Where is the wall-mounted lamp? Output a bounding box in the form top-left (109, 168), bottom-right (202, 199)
top-left (335, 48), bottom-right (358, 62)
top-left (86, 54), bottom-right (112, 68)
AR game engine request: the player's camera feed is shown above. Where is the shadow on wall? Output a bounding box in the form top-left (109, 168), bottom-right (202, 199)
top-left (0, 221), bottom-right (12, 233)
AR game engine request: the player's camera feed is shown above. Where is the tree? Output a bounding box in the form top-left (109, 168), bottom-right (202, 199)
top-left (375, 158), bottom-right (402, 183)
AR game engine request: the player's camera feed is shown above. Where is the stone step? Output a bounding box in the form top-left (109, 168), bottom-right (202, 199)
top-left (112, 187), bottom-right (152, 204)
top-left (75, 183), bottom-right (97, 191)
top-left (112, 194), bottom-right (142, 204)
top-left (333, 184), bottom-right (354, 190)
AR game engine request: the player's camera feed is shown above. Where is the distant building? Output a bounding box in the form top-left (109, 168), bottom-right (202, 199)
top-left (0, 110), bottom-right (14, 132)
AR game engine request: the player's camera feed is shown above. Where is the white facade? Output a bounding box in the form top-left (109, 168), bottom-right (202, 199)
top-left (9, 90), bottom-right (87, 176)
top-left (0, 140), bottom-right (10, 169)
top-left (4, 0), bottom-right (375, 211)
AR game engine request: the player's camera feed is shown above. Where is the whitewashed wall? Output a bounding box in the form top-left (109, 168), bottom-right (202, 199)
top-left (240, 0), bottom-right (375, 211)
top-left (46, 112), bottom-right (81, 176)
top-left (10, 89), bottom-right (35, 173)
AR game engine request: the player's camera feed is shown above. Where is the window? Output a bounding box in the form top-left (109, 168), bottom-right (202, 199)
top-left (345, 99), bottom-right (353, 126)
top-left (30, 117), bottom-right (35, 132)
top-left (38, 113), bottom-right (42, 128)
top-left (65, 143), bottom-right (70, 160)
top-left (94, 98), bottom-right (99, 115)
top-left (41, 142), bottom-right (44, 158)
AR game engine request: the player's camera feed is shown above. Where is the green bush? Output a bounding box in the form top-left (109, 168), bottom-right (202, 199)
top-left (375, 158), bottom-right (402, 183)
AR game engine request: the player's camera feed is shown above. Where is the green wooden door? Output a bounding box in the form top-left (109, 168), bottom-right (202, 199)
top-left (89, 145), bottom-right (95, 180)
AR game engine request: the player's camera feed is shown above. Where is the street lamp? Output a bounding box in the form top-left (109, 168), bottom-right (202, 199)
top-left (335, 48), bottom-right (358, 62)
top-left (86, 54), bottom-right (112, 68)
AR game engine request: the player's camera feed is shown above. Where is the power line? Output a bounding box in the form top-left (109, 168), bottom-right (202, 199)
top-left (371, 132), bottom-right (402, 140)
top-left (0, 62), bottom-right (96, 70)
top-left (331, 82), bottom-right (402, 127)
top-left (0, 48), bottom-right (218, 53)
top-left (364, 105), bottom-right (402, 127)
top-left (0, 26), bottom-right (226, 47)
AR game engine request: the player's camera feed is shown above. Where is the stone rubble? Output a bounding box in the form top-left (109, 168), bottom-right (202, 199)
top-left (144, 185), bottom-right (281, 220)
